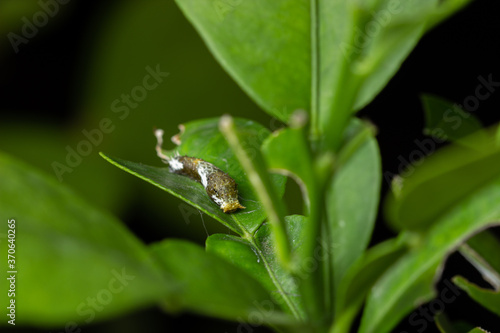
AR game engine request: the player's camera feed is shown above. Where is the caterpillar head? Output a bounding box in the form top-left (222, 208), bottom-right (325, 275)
top-left (206, 170), bottom-right (245, 213)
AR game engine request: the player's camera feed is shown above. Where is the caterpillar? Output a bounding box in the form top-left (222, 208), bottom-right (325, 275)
top-left (154, 129), bottom-right (245, 214)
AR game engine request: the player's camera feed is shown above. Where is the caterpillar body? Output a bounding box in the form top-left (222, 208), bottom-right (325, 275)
top-left (155, 129), bottom-right (245, 214)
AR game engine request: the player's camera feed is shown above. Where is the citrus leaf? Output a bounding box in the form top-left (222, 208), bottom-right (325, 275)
top-left (206, 215), bottom-right (308, 319)
top-left (254, 215), bottom-right (308, 319)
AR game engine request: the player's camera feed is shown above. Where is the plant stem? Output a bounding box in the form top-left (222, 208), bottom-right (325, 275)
top-left (220, 115), bottom-right (292, 268)
top-left (297, 153), bottom-right (334, 328)
top-left (309, 0), bottom-right (320, 143)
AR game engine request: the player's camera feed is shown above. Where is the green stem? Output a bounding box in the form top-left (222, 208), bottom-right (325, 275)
top-left (309, 0), bottom-right (320, 143)
top-left (219, 115), bottom-right (291, 268)
top-left (320, 7), bottom-right (367, 153)
top-left (321, 206), bottom-right (334, 323)
top-left (297, 154), bottom-right (334, 328)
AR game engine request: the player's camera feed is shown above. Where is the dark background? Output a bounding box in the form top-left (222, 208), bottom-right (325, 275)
top-left (1, 0), bottom-right (499, 332)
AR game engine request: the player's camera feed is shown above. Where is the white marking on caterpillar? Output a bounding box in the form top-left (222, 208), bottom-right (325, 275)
top-left (155, 128), bottom-right (245, 213)
top-left (211, 195), bottom-right (224, 206)
top-left (197, 163), bottom-right (210, 188)
top-left (169, 158), bottom-right (184, 171)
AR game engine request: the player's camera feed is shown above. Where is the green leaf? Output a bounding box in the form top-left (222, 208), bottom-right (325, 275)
top-left (175, 0), bottom-right (468, 148)
top-left (101, 117), bottom-right (286, 236)
top-left (254, 215), bottom-right (309, 319)
top-left (385, 127), bottom-right (500, 231)
top-left (206, 215), bottom-right (308, 320)
top-left (331, 238), bottom-right (407, 333)
top-left (453, 276), bottom-right (500, 317)
top-left (150, 239), bottom-right (292, 325)
top-left (319, 0), bottom-right (472, 149)
top-left (421, 94), bottom-right (486, 147)
top-left (328, 120), bottom-right (381, 297)
top-left (261, 119), bottom-right (315, 214)
top-left (460, 230), bottom-right (500, 290)
top-left (0, 152), bottom-right (168, 327)
top-left (206, 234), bottom-right (275, 295)
top-left (359, 174), bottom-right (500, 333)
top-left (175, 0), bottom-right (310, 123)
